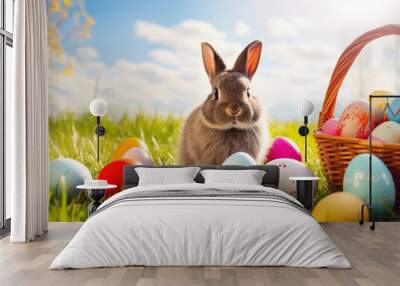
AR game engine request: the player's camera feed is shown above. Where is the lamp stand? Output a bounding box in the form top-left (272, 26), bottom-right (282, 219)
top-left (95, 116), bottom-right (106, 162)
top-left (298, 116), bottom-right (309, 163)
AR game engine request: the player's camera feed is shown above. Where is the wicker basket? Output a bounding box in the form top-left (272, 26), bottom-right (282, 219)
top-left (314, 24), bottom-right (400, 193)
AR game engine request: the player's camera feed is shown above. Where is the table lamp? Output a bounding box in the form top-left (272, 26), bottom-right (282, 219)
top-left (89, 99), bottom-right (107, 162)
top-left (298, 100), bottom-right (314, 162)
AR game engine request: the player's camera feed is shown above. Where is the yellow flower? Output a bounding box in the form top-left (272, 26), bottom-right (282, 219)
top-left (63, 65), bottom-right (74, 77)
top-left (85, 16), bottom-right (96, 26)
top-left (63, 0), bottom-right (72, 7)
top-left (49, 0), bottom-right (61, 13)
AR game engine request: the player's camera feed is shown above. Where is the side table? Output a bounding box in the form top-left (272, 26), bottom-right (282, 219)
top-left (77, 183), bottom-right (117, 216)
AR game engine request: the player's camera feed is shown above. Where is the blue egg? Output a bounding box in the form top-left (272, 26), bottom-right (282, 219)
top-left (387, 98), bottom-right (400, 123)
top-left (49, 158), bottom-right (92, 200)
top-left (343, 154), bottom-right (395, 217)
top-left (222, 152), bottom-right (256, 166)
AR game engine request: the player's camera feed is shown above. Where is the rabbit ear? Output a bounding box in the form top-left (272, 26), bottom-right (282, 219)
top-left (233, 40), bottom-right (262, 80)
top-left (201, 42), bottom-right (226, 82)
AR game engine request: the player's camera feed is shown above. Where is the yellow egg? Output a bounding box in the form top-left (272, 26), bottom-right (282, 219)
top-left (371, 90), bottom-right (392, 109)
top-left (111, 138), bottom-right (148, 161)
top-left (312, 192), bottom-right (368, 222)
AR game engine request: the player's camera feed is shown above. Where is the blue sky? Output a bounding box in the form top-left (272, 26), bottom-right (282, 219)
top-left (81, 0), bottom-right (249, 64)
top-left (50, 0), bottom-right (400, 120)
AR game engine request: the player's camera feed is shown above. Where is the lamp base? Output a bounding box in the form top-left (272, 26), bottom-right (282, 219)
top-left (95, 125), bottom-right (106, 136)
top-left (298, 126), bottom-right (309, 136)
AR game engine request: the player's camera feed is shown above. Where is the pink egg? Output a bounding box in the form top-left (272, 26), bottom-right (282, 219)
top-left (321, 117), bottom-right (339, 136)
top-left (337, 100), bottom-right (372, 139)
top-left (266, 137), bottom-right (302, 162)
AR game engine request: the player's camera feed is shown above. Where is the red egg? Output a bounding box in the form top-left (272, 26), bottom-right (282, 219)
top-left (97, 159), bottom-right (132, 199)
top-left (337, 100), bottom-right (372, 139)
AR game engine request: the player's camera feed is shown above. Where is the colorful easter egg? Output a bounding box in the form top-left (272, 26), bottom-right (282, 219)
top-left (111, 137), bottom-right (149, 161)
top-left (371, 90), bottom-right (391, 124)
top-left (223, 152), bottom-right (256, 166)
top-left (337, 100), bottom-right (371, 139)
top-left (49, 158), bottom-right (92, 200)
top-left (312, 192), bottom-right (368, 222)
top-left (344, 154), bottom-right (395, 217)
top-left (321, 117), bottom-right (339, 136)
top-left (122, 147), bottom-right (154, 166)
top-left (97, 159), bottom-right (132, 199)
top-left (371, 121), bottom-right (400, 144)
top-left (266, 158), bottom-right (315, 197)
top-left (266, 137), bottom-right (302, 162)
top-left (387, 98), bottom-right (400, 123)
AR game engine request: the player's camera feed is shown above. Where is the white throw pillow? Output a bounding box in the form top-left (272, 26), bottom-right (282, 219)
top-left (200, 169), bottom-right (266, 185)
top-left (135, 167), bottom-right (201, 186)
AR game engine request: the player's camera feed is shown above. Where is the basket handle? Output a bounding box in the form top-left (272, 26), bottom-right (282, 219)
top-left (318, 24), bottom-right (400, 128)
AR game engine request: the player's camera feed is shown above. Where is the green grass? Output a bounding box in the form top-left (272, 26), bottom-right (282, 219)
top-left (49, 112), bottom-right (328, 221)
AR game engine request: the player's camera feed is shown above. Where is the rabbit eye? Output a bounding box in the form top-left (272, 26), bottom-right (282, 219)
top-left (213, 88), bottom-right (219, 100)
top-left (246, 88), bottom-right (251, 97)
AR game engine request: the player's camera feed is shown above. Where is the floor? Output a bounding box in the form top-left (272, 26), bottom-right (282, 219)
top-left (0, 222), bottom-right (399, 286)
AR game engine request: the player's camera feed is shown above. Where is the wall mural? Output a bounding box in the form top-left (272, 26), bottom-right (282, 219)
top-left (47, 0), bottom-right (400, 222)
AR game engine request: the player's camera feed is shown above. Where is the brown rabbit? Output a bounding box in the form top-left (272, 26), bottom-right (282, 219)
top-left (179, 40), bottom-right (267, 165)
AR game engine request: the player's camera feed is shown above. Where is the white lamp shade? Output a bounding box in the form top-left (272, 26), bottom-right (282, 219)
top-left (89, 99), bottom-right (107, 116)
top-left (298, 100), bottom-right (314, 116)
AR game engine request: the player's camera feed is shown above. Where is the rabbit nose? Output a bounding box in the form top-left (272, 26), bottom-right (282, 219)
top-left (227, 105), bottom-right (242, 116)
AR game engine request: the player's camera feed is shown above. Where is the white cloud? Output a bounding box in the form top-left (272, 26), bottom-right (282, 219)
top-left (75, 46), bottom-right (99, 61)
top-left (135, 20), bottom-right (226, 54)
top-left (233, 22), bottom-right (251, 36)
top-left (265, 17), bottom-right (307, 39)
top-left (134, 20), bottom-right (245, 65)
top-left (149, 49), bottom-right (180, 66)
